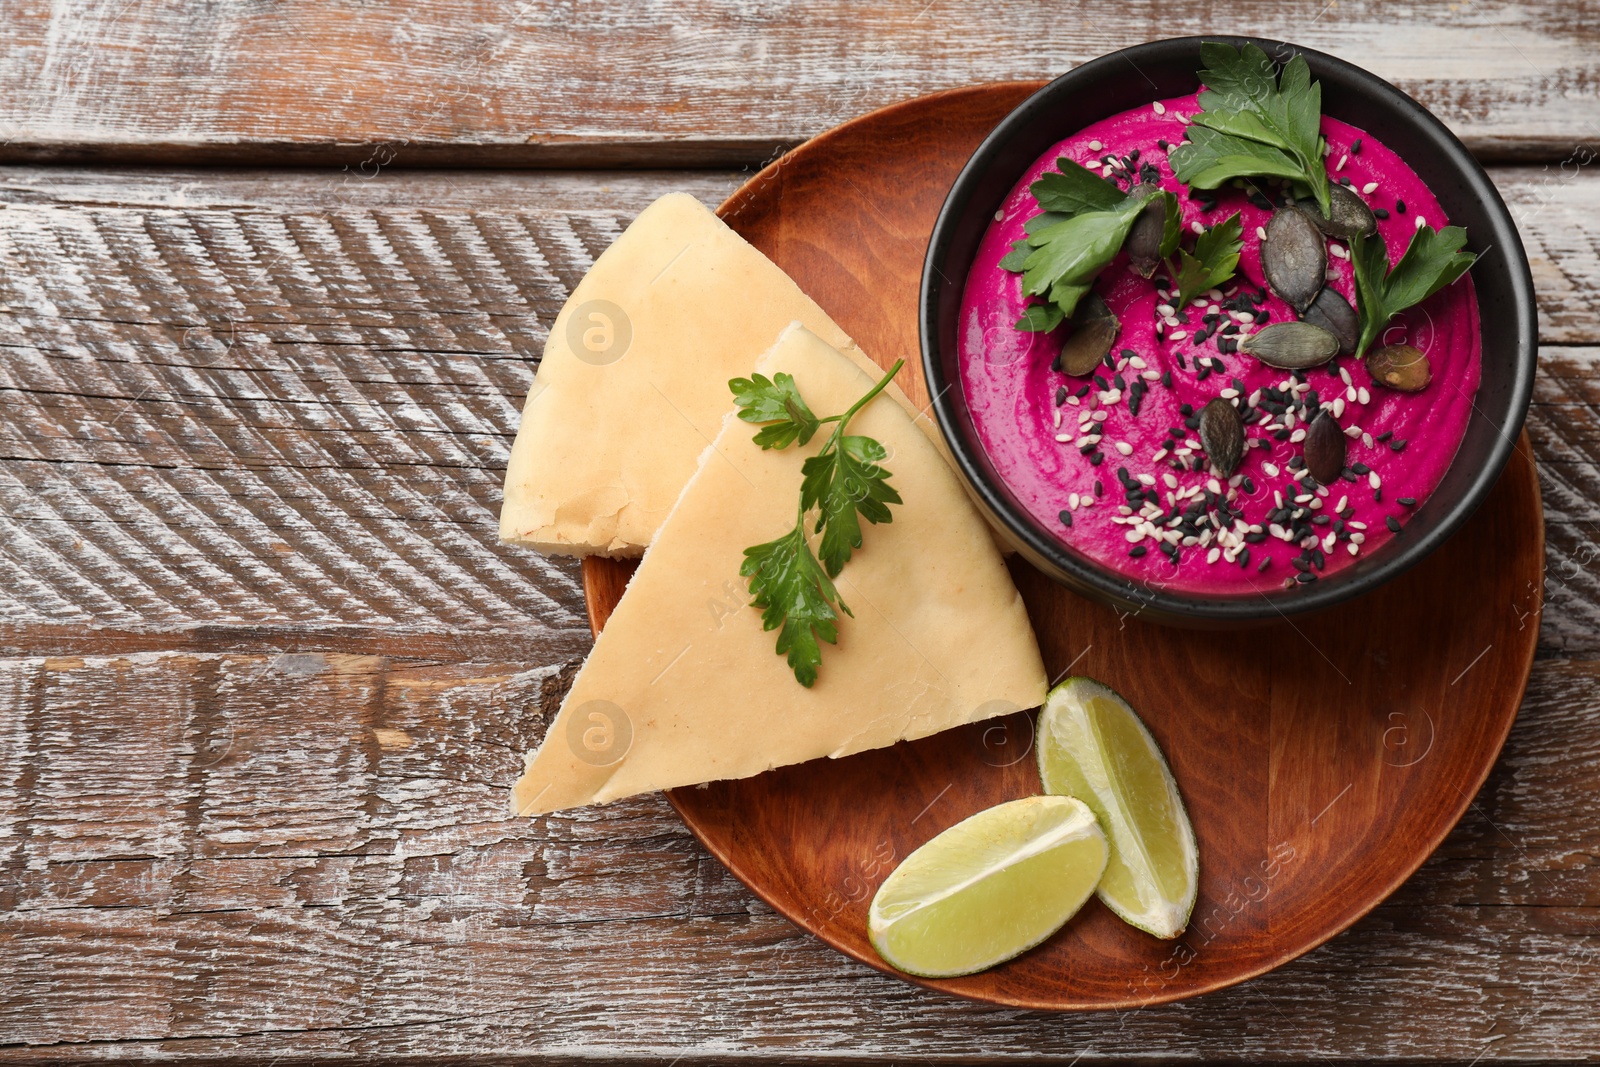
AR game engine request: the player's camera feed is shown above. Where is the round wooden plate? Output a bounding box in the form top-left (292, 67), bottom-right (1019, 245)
top-left (580, 84), bottom-right (1544, 1009)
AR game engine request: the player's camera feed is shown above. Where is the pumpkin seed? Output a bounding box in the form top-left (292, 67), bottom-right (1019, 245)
top-left (1302, 287), bottom-right (1359, 355)
top-left (1054, 293), bottom-right (1119, 377)
top-left (1303, 412), bottom-right (1346, 485)
top-left (1238, 321), bottom-right (1341, 370)
top-left (1302, 184), bottom-right (1378, 239)
top-left (1261, 207), bottom-right (1326, 313)
top-left (1367, 343), bottom-right (1432, 392)
top-left (1125, 194), bottom-right (1167, 279)
top-left (1198, 397), bottom-right (1244, 478)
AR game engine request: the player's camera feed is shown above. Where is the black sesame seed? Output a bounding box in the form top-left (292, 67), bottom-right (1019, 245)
top-left (1376, 430), bottom-right (1393, 442)
top-left (1157, 138), bottom-right (1169, 150)
top-left (1059, 510), bottom-right (1073, 527)
top-left (1179, 403), bottom-right (1194, 416)
top-left (1129, 546), bottom-right (1148, 558)
top-left (1120, 348), bottom-right (1138, 361)
top-left (1055, 386), bottom-right (1068, 405)
top-left (1389, 438), bottom-right (1407, 452)
top-left (1398, 496), bottom-right (1416, 507)
top-left (1239, 547), bottom-right (1251, 567)
top-left (1074, 385), bottom-right (1091, 398)
top-left (1114, 373), bottom-right (1127, 390)
top-left (1352, 462), bottom-right (1371, 475)
top-left (1351, 138), bottom-right (1363, 154)
top-left (1291, 557), bottom-right (1310, 572)
top-left (1093, 375), bottom-right (1110, 390)
top-left (1176, 353), bottom-right (1187, 370)
top-left (1313, 514), bottom-right (1331, 526)
top-left (1395, 199), bottom-right (1407, 214)
top-left (1374, 488), bottom-right (1383, 502)
top-left (1161, 370), bottom-right (1173, 388)
top-left (1258, 557), bottom-right (1272, 572)
top-left (1245, 531), bottom-right (1267, 543)
top-left (1094, 479), bottom-right (1104, 497)
top-left (1090, 452), bottom-right (1104, 466)
top-left (1386, 515), bottom-right (1402, 533)
top-left (1295, 571), bottom-right (1317, 584)
top-left (1243, 476), bottom-right (1256, 493)
top-left (1374, 208), bottom-right (1390, 220)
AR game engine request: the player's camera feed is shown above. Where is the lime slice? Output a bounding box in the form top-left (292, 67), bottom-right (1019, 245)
top-left (1036, 677), bottom-right (1198, 939)
top-left (867, 795), bottom-right (1107, 978)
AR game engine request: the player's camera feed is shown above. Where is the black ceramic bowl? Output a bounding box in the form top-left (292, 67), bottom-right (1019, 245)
top-left (921, 35), bottom-right (1535, 625)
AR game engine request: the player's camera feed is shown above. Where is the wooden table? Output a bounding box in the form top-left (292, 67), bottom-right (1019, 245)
top-left (2, 4), bottom-right (1598, 1062)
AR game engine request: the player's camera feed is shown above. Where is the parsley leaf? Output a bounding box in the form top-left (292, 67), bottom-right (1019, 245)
top-left (1173, 212), bottom-right (1244, 310)
top-left (735, 360), bottom-right (905, 687)
top-left (803, 434), bottom-right (902, 577)
top-left (1169, 42), bottom-right (1332, 216)
top-left (730, 371), bottom-right (822, 450)
top-left (1349, 224), bottom-right (1477, 358)
top-left (740, 526), bottom-right (844, 689)
top-left (1002, 163), bottom-right (1178, 327)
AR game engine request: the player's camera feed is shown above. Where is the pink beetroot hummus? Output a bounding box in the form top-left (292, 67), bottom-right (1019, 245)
top-left (958, 93), bottom-right (1481, 593)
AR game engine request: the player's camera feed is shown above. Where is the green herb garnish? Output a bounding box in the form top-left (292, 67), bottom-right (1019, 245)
top-left (1172, 212), bottom-right (1244, 310)
top-left (1169, 42), bottom-right (1332, 217)
top-left (1349, 225), bottom-right (1477, 358)
top-left (731, 361), bottom-right (904, 687)
top-left (1000, 160), bottom-right (1180, 330)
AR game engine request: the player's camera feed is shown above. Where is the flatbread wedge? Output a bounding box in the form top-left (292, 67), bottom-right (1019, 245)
top-left (511, 324), bottom-right (1046, 817)
top-left (500, 192), bottom-right (922, 558)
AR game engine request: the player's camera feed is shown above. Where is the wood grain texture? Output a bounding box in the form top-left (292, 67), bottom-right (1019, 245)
top-left (3, 648), bottom-right (1600, 1060)
top-left (1, 1), bottom-right (1599, 166)
top-left (0, 164), bottom-right (1594, 656)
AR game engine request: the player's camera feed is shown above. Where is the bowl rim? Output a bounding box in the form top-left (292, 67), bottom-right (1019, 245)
top-left (919, 34), bottom-right (1537, 623)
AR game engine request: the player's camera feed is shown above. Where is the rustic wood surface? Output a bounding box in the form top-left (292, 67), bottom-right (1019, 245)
top-left (2, 7), bottom-right (1600, 1059)
top-left (3, 1), bottom-right (1600, 165)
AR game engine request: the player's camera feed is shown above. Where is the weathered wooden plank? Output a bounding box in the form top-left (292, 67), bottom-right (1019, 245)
top-left (0, 165), bottom-right (1592, 661)
top-left (1, 649), bottom-right (1597, 1061)
top-left (2, 0), bottom-right (1598, 165)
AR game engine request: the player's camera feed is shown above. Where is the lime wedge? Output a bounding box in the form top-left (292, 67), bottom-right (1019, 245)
top-left (1036, 677), bottom-right (1198, 939)
top-left (867, 795), bottom-right (1107, 978)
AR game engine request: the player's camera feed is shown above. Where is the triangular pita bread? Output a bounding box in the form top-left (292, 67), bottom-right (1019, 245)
top-left (500, 193), bottom-right (925, 557)
top-left (512, 325), bottom-right (1045, 816)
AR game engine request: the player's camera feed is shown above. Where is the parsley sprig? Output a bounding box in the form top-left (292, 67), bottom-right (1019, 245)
top-left (1000, 160), bottom-right (1179, 330)
top-left (730, 361), bottom-right (905, 688)
top-left (1169, 42), bottom-right (1333, 217)
top-left (1172, 212), bottom-right (1244, 310)
top-left (1349, 225), bottom-right (1477, 358)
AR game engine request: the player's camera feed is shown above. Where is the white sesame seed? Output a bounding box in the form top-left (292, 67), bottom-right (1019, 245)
top-left (1350, 521), bottom-right (1368, 531)
top-left (1137, 473), bottom-right (1157, 486)
top-left (1293, 469), bottom-right (1309, 482)
top-left (1153, 101), bottom-right (1168, 115)
top-left (1336, 153), bottom-right (1348, 171)
top-left (1270, 523), bottom-right (1289, 540)
top-left (1152, 448), bottom-right (1169, 462)
top-left (1329, 244), bottom-right (1349, 260)
top-left (1362, 432), bottom-right (1374, 448)
top-left (1263, 462), bottom-right (1280, 477)
top-left (1186, 439), bottom-right (1202, 450)
top-left (1368, 471), bottom-right (1382, 489)
top-left (1308, 497), bottom-right (1323, 510)
top-left (1191, 220), bottom-right (1205, 235)
top-left (1274, 491), bottom-right (1285, 507)
top-left (1169, 330), bottom-right (1187, 340)
top-left (1229, 474), bottom-right (1244, 488)
top-left (1352, 531), bottom-right (1366, 543)
top-left (1256, 226), bottom-right (1268, 241)
top-left (1069, 492), bottom-right (1080, 509)
top-left (1080, 497), bottom-right (1094, 509)
top-left (1054, 410), bottom-right (1063, 429)
top-left (1176, 112), bottom-right (1191, 125)
top-left (1163, 472), bottom-right (1178, 489)
top-left (1067, 395), bottom-right (1080, 407)
top-left (1206, 547), bottom-right (1221, 564)
top-left (1115, 441), bottom-right (1134, 456)
top-left (1221, 388), bottom-right (1239, 400)
top-left (1357, 387), bottom-right (1371, 405)
top-left (1075, 435), bottom-right (1095, 447)
top-left (1348, 542), bottom-right (1360, 555)
top-left (1236, 311), bottom-right (1255, 324)
top-left (1345, 424), bottom-right (1362, 438)
top-left (1092, 410), bottom-right (1109, 422)
top-left (1056, 433), bottom-right (1073, 443)
top-left (1336, 495), bottom-right (1348, 512)
top-left (1290, 428), bottom-right (1307, 443)
top-left (1415, 215), bottom-right (1427, 230)
top-left (1119, 505), bottom-right (1134, 515)
top-left (1323, 531), bottom-right (1337, 552)
top-left (1332, 397), bottom-right (1346, 418)
top-left (1339, 366), bottom-right (1353, 386)
top-left (1089, 139), bottom-right (1104, 151)
top-left (1362, 181), bottom-right (1379, 195)
top-left (1129, 355), bottom-right (1148, 370)
top-left (1142, 369), bottom-right (1160, 381)
top-left (1284, 410), bottom-right (1297, 429)
top-left (995, 209), bottom-right (1005, 222)
top-left (1249, 389), bottom-right (1262, 406)
top-left (1126, 528), bottom-right (1146, 544)
top-left (1156, 303), bottom-right (1175, 317)
top-left (1101, 390), bottom-right (1122, 404)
